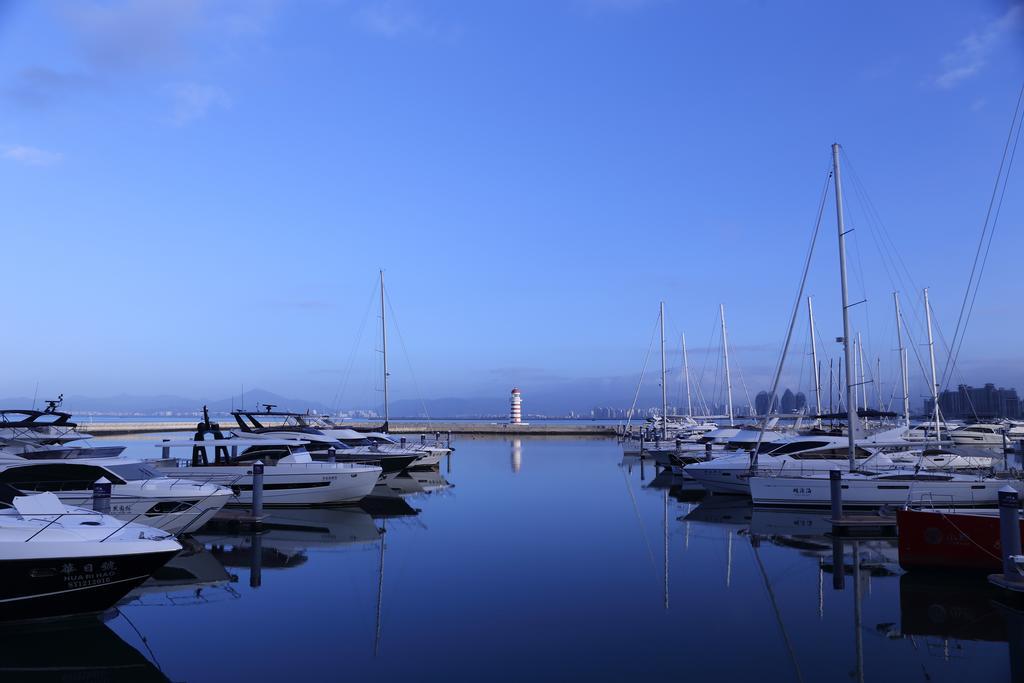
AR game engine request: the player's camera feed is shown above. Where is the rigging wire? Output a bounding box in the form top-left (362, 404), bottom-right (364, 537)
top-left (625, 314), bottom-right (661, 429)
top-left (940, 81), bottom-right (1024, 398)
top-left (331, 281), bottom-right (380, 414)
top-left (385, 288), bottom-right (433, 427)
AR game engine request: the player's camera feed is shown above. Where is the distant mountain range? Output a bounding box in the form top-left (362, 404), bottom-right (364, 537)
top-left (0, 389), bottom-right (331, 416)
top-left (0, 381), bottom-right (681, 418)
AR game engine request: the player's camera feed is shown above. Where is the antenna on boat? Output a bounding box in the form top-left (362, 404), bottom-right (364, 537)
top-left (832, 143), bottom-right (860, 470)
top-left (380, 269), bottom-right (390, 434)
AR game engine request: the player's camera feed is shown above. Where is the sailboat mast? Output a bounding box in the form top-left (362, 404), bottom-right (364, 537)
top-left (858, 332), bottom-right (868, 413)
top-left (893, 292), bottom-right (910, 430)
top-left (924, 288), bottom-right (941, 443)
top-left (380, 270), bottom-right (390, 432)
top-left (832, 143), bottom-right (859, 469)
top-left (720, 304), bottom-right (734, 426)
top-left (875, 357), bottom-right (882, 412)
top-left (682, 333), bottom-right (693, 418)
top-left (808, 297), bottom-right (822, 420)
top-left (660, 301), bottom-right (668, 440)
top-left (682, 333), bottom-right (693, 419)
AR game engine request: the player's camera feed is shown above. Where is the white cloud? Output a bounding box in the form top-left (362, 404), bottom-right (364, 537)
top-left (3, 145), bottom-right (64, 167)
top-left (356, 1), bottom-right (432, 38)
top-left (161, 82), bottom-right (230, 125)
top-left (933, 5), bottom-right (1023, 89)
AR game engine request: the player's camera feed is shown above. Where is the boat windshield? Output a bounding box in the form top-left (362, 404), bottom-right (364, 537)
top-left (105, 462), bottom-right (164, 481)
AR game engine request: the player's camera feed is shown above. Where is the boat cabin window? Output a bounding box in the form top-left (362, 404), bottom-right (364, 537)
top-left (0, 464), bottom-right (126, 491)
top-left (964, 426), bottom-right (995, 434)
top-left (764, 440), bottom-right (832, 456)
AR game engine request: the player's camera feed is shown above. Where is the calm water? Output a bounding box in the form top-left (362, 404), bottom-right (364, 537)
top-left (10, 436), bottom-right (1018, 682)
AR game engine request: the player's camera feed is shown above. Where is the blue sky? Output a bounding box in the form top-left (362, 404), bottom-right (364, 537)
top-left (0, 0), bottom-right (1022, 413)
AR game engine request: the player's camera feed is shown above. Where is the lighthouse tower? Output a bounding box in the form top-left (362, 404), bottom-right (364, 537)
top-left (510, 388), bottom-right (522, 424)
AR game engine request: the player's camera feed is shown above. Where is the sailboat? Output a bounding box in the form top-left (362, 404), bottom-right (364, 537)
top-left (748, 144), bottom-right (1015, 509)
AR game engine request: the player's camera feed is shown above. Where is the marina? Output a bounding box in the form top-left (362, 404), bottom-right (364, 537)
top-left (1, 432), bottom-right (1011, 681)
top-left (2, 2), bottom-right (1023, 680)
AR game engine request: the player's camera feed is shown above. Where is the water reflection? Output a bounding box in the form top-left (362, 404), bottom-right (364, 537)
top-left (511, 438), bottom-right (522, 473)
top-left (120, 537), bottom-right (239, 607)
top-left (0, 614), bottom-right (168, 682)
top-left (195, 507), bottom-right (383, 581)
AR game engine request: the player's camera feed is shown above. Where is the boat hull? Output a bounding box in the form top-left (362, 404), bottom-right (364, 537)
top-left (750, 475), bottom-right (1011, 508)
top-left (0, 547), bottom-right (179, 621)
top-left (897, 508), bottom-right (1016, 571)
top-left (163, 465), bottom-right (381, 506)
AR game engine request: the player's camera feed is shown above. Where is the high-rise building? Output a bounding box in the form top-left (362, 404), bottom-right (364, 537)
top-left (780, 389), bottom-right (796, 413)
top-left (926, 383), bottom-right (1021, 419)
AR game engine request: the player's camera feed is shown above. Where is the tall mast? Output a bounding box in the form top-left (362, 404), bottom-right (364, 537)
top-left (720, 303), bottom-right (734, 426)
top-left (893, 292), bottom-right (910, 431)
top-left (660, 301), bottom-right (668, 440)
top-left (858, 332), bottom-right (868, 413)
top-left (808, 297), bottom-right (822, 421)
top-left (380, 270), bottom-right (390, 432)
top-left (682, 333), bottom-right (693, 418)
top-left (833, 143), bottom-right (859, 469)
top-left (924, 288), bottom-right (941, 443)
top-left (875, 357), bottom-right (882, 412)
top-left (851, 337), bottom-right (859, 411)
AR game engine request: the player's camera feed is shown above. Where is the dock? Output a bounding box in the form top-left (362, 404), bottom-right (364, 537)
top-left (80, 420), bottom-right (618, 437)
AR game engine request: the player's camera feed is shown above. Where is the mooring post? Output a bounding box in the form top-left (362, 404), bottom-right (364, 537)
top-left (831, 536), bottom-right (845, 590)
top-left (830, 470), bottom-right (843, 523)
top-left (250, 532), bottom-right (263, 589)
top-left (999, 486), bottom-right (1023, 583)
top-left (92, 477), bottom-right (112, 514)
top-left (421, 434), bottom-right (426, 445)
top-left (161, 443), bottom-right (171, 460)
top-left (705, 442), bottom-right (712, 461)
top-left (400, 437), bottom-right (407, 447)
top-left (251, 461), bottom-right (265, 518)
top-left (447, 431), bottom-right (452, 448)
top-left (640, 432), bottom-right (645, 455)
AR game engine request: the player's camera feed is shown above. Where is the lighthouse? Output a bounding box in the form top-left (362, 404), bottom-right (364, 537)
top-left (510, 388), bottom-right (522, 424)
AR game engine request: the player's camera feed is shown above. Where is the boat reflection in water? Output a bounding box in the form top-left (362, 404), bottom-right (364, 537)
top-left (646, 470), bottom-right (707, 503)
top-left (195, 507), bottom-right (383, 585)
top-left (896, 572), bottom-right (1024, 679)
top-left (0, 613), bottom-right (168, 682)
top-left (120, 536), bottom-right (239, 607)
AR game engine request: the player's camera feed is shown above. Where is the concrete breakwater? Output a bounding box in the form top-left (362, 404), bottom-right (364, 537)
top-left (81, 420), bottom-right (618, 437)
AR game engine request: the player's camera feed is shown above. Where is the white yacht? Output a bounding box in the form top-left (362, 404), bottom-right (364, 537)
top-left (328, 427), bottom-right (445, 468)
top-left (0, 485), bottom-right (181, 621)
top-left (684, 431), bottom-right (990, 495)
top-left (749, 469), bottom-right (1016, 508)
top-left (231, 407), bottom-right (419, 473)
top-left (950, 423), bottom-right (1013, 446)
top-left (0, 458), bottom-right (231, 535)
top-left (151, 437), bottom-right (382, 506)
top-left (0, 402), bottom-right (125, 460)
